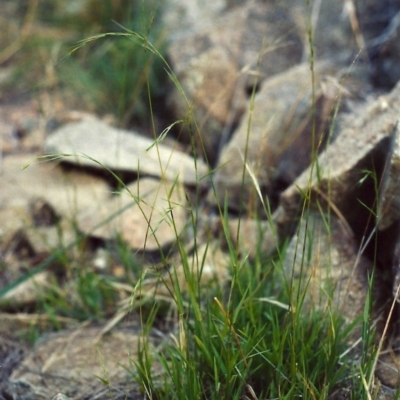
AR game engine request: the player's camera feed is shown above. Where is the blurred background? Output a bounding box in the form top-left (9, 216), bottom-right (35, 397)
top-left (0, 0), bottom-right (166, 134)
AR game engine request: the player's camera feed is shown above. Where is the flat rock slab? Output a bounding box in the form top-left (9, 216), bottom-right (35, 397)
top-left (0, 154), bottom-right (109, 241)
top-left (44, 117), bottom-right (208, 185)
top-left (77, 178), bottom-right (187, 251)
top-left (8, 323), bottom-right (160, 399)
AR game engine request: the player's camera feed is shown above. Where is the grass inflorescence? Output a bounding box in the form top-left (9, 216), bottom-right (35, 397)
top-left (0, 1), bottom-right (389, 399)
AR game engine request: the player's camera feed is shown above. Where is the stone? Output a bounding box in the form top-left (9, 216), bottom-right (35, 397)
top-left (378, 122), bottom-right (400, 300)
top-left (29, 197), bottom-right (60, 227)
top-left (0, 272), bottom-right (50, 310)
top-left (284, 211), bottom-right (371, 327)
top-left (168, 2), bottom-right (303, 81)
top-left (376, 346), bottom-right (400, 388)
top-left (288, 0), bottom-right (356, 62)
top-left (167, 0), bottom-right (303, 164)
top-left (0, 154), bottom-right (112, 302)
top-left (228, 217), bottom-right (277, 259)
top-left (153, 242), bottom-right (230, 296)
top-left (0, 154), bottom-right (110, 232)
top-left (44, 116), bottom-right (208, 185)
top-left (9, 322), bottom-right (161, 399)
top-left (161, 0), bottom-right (227, 43)
top-left (169, 48), bottom-right (246, 165)
top-left (378, 121), bottom-right (400, 232)
top-left (370, 12), bottom-right (400, 88)
top-left (277, 81), bottom-right (400, 241)
top-left (211, 217), bottom-right (277, 260)
top-left (273, 80), bottom-right (400, 313)
top-left (23, 225), bottom-right (77, 255)
top-left (362, 2), bottom-right (400, 88)
top-left (212, 62), bottom-right (341, 212)
top-left (77, 178), bottom-right (188, 251)
top-left (0, 153), bottom-right (111, 267)
top-left (0, 313), bottom-right (77, 335)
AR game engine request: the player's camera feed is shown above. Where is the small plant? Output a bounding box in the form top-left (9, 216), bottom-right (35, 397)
top-left (0, 2), bottom-right (390, 398)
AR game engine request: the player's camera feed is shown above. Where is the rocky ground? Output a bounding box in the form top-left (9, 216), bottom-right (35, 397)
top-left (2, 0), bottom-right (400, 398)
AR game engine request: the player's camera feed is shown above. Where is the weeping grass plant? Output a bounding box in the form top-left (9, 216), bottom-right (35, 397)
top-left (0, 1), bottom-right (389, 399)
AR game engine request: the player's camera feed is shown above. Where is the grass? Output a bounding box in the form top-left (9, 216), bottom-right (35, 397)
top-left (0, 1), bottom-right (395, 399)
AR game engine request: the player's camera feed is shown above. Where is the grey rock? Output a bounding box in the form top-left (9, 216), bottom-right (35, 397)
top-left (0, 154), bottom-right (109, 248)
top-left (284, 211), bottom-right (371, 326)
top-left (226, 217), bottom-right (277, 260)
top-left (154, 242), bottom-right (231, 296)
top-left (168, 2), bottom-right (303, 79)
top-left (378, 121), bottom-right (400, 231)
top-left (44, 117), bottom-right (208, 185)
top-left (167, 1), bottom-right (303, 163)
top-left (0, 271), bottom-right (50, 309)
top-left (162, 0), bottom-right (227, 43)
top-left (212, 62), bottom-right (341, 212)
top-left (379, 122), bottom-right (400, 300)
top-left (356, 0), bottom-right (400, 88)
top-left (260, 0), bottom-right (355, 63)
top-left (77, 178), bottom-right (188, 251)
top-left (277, 81), bottom-right (400, 241)
top-left (9, 323), bottom-right (158, 399)
top-left (265, 0), bottom-right (400, 74)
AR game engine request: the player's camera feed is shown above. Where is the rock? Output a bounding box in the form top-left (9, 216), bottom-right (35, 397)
top-left (168, 2), bottom-right (303, 82)
top-left (0, 154), bottom-right (113, 303)
top-left (153, 242), bottom-right (230, 296)
top-left (0, 98), bottom-right (46, 156)
top-left (284, 211), bottom-right (371, 327)
top-left (289, 0), bottom-right (356, 61)
top-left (0, 154), bottom-right (110, 238)
top-left (169, 47), bottom-right (246, 165)
top-left (370, 12), bottom-right (400, 88)
top-left (161, 0), bottom-right (227, 42)
top-left (212, 62), bottom-right (341, 212)
top-left (0, 153), bottom-right (111, 276)
top-left (77, 178), bottom-right (187, 252)
top-left (378, 121), bottom-right (400, 232)
top-left (8, 323), bottom-right (161, 399)
top-left (23, 225), bottom-right (76, 255)
top-left (213, 217), bottom-right (277, 260)
top-left (51, 394), bottom-right (71, 400)
top-left (379, 122), bottom-right (400, 299)
top-left (0, 271), bottom-right (50, 309)
top-left (363, 1), bottom-right (400, 88)
top-left (277, 0), bottom-right (395, 64)
top-left (263, 0), bottom-right (400, 82)
top-left (3, 229), bottom-right (36, 261)
top-left (43, 117), bottom-right (208, 185)
top-left (29, 197), bottom-right (60, 227)
top-left (273, 80), bottom-right (400, 313)
top-left (0, 313), bottom-right (77, 334)
top-left (167, 1), bottom-right (303, 164)
top-left (228, 217), bottom-right (277, 259)
top-left (277, 81), bottom-right (400, 242)
top-left (376, 348), bottom-right (400, 388)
